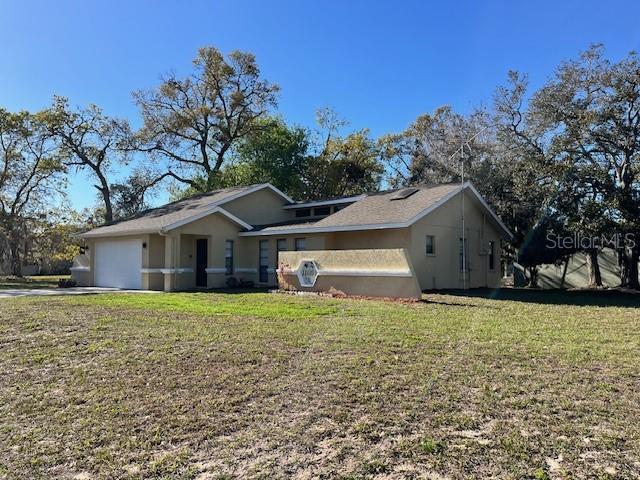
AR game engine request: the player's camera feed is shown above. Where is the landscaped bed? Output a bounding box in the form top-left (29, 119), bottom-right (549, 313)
top-left (0, 290), bottom-right (639, 479)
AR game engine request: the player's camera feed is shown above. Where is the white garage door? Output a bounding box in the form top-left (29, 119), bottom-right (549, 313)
top-left (94, 239), bottom-right (142, 289)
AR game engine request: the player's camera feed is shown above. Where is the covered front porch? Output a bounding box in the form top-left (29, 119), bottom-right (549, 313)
top-left (149, 232), bottom-right (264, 292)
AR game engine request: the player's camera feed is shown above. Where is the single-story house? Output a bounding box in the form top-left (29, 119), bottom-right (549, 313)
top-left (73, 181), bottom-right (512, 292)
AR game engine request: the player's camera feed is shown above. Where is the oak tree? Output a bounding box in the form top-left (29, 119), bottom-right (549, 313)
top-left (40, 97), bottom-right (131, 224)
top-left (134, 47), bottom-right (279, 191)
top-left (0, 109), bottom-right (64, 274)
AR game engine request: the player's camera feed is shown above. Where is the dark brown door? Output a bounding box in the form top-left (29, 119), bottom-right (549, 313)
top-left (196, 238), bottom-right (208, 287)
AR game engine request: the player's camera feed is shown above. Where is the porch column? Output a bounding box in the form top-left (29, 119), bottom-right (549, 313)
top-left (141, 234), bottom-right (151, 290)
top-left (163, 234), bottom-right (181, 292)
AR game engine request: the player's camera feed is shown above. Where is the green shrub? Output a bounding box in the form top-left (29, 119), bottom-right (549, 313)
top-left (57, 278), bottom-right (77, 288)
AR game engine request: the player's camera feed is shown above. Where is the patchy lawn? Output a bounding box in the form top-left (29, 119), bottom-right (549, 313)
top-left (0, 290), bottom-right (639, 479)
top-left (0, 275), bottom-right (69, 290)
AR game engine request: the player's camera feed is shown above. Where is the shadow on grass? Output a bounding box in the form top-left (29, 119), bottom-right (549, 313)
top-left (421, 297), bottom-right (502, 309)
top-left (187, 287), bottom-right (273, 295)
top-left (429, 288), bottom-right (640, 308)
top-left (0, 275), bottom-right (69, 291)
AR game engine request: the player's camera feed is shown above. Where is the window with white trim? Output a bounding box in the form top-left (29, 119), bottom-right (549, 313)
top-left (225, 240), bottom-right (233, 275)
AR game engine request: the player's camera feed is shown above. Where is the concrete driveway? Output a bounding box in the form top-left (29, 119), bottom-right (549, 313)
top-left (0, 287), bottom-right (159, 298)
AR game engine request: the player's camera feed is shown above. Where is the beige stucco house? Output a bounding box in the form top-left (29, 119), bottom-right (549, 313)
top-left (72, 182), bottom-right (512, 292)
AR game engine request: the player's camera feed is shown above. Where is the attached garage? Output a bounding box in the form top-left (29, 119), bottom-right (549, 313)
top-left (94, 238), bottom-right (142, 289)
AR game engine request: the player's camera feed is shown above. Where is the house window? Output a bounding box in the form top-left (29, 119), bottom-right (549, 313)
top-left (459, 237), bottom-right (469, 272)
top-left (425, 235), bottom-right (435, 256)
top-left (333, 205), bottom-right (345, 212)
top-left (259, 240), bottom-right (269, 283)
top-left (225, 240), bottom-right (233, 275)
top-left (314, 206), bottom-right (331, 216)
top-left (489, 240), bottom-right (495, 271)
top-left (295, 238), bottom-right (306, 251)
top-left (295, 208), bottom-right (311, 218)
top-left (277, 239), bottom-right (287, 252)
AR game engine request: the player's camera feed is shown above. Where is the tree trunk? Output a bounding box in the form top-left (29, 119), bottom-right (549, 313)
top-left (526, 266), bottom-right (539, 288)
top-left (91, 165), bottom-right (113, 224)
top-left (8, 224), bottom-right (22, 277)
top-left (560, 257), bottom-right (570, 288)
top-left (207, 146), bottom-right (229, 189)
top-left (619, 247), bottom-right (640, 290)
top-left (585, 249), bottom-right (602, 288)
top-left (100, 187), bottom-right (113, 224)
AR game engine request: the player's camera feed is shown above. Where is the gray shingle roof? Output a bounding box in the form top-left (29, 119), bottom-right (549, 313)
top-left (79, 181), bottom-right (512, 239)
top-left (314, 183), bottom-right (461, 228)
top-left (251, 220), bottom-right (320, 233)
top-left (79, 184), bottom-right (262, 238)
top-left (237, 183), bottom-right (468, 237)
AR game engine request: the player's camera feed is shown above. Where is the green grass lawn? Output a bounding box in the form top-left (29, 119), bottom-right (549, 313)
top-left (0, 275), bottom-right (69, 290)
top-left (1, 290), bottom-right (639, 479)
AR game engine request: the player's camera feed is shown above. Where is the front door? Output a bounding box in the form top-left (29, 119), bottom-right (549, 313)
top-left (196, 238), bottom-right (208, 287)
top-left (259, 240), bottom-right (269, 283)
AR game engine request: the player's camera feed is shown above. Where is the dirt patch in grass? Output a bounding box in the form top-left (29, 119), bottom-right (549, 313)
top-left (1, 291), bottom-right (639, 478)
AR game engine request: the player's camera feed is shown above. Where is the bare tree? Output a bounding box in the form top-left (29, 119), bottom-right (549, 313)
top-left (111, 169), bottom-right (173, 219)
top-left (0, 109), bottom-right (64, 275)
top-left (133, 46), bottom-right (279, 191)
top-left (39, 97), bottom-right (131, 224)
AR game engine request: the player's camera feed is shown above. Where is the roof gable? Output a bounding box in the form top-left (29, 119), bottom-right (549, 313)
top-left (313, 184), bottom-right (460, 229)
top-left (79, 183), bottom-right (292, 238)
top-left (240, 182), bottom-right (513, 239)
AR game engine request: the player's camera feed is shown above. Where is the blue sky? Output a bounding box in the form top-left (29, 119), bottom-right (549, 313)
top-left (2, 0), bottom-right (639, 210)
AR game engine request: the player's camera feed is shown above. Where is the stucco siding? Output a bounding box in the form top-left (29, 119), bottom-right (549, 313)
top-left (243, 233), bottom-right (328, 285)
top-left (279, 249), bottom-right (422, 299)
top-left (222, 188), bottom-right (293, 225)
top-left (146, 234), bottom-right (165, 268)
top-left (409, 190), bottom-right (503, 290)
top-left (74, 184), bottom-right (508, 293)
top-left (176, 213), bottom-right (243, 289)
top-left (324, 228), bottom-right (410, 250)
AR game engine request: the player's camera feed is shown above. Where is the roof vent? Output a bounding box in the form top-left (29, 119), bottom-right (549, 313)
top-left (390, 187), bottom-right (419, 200)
